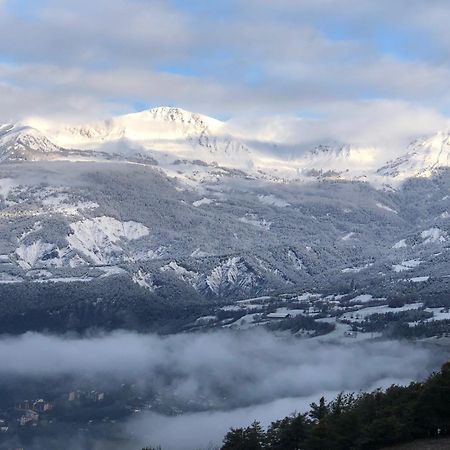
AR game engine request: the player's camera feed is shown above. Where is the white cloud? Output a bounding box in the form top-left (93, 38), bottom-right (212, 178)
top-left (228, 100), bottom-right (450, 162)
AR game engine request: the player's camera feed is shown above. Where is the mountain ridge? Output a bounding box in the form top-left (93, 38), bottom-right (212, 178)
top-left (8, 106), bottom-right (450, 185)
top-left (1, 108), bottom-right (450, 332)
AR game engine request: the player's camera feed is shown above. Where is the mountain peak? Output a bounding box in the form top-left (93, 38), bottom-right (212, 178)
top-left (377, 129), bottom-right (450, 179)
top-left (0, 123), bottom-right (62, 162)
top-left (18, 106), bottom-right (251, 169)
top-left (147, 106), bottom-right (199, 117)
top-left (115, 106), bottom-right (224, 131)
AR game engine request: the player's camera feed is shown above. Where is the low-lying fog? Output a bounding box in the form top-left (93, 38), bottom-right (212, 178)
top-left (1, 330), bottom-right (446, 450)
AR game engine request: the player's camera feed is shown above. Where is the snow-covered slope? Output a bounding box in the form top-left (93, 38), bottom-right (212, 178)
top-left (33, 107), bottom-right (254, 169)
top-left (0, 154), bottom-right (450, 311)
top-left (0, 124), bottom-right (62, 162)
top-left (18, 107), bottom-right (394, 182)
top-left (377, 131), bottom-right (450, 180)
top-left (5, 106), bottom-right (450, 185)
top-left (40, 107), bottom-right (222, 145)
top-left (67, 216), bottom-right (149, 265)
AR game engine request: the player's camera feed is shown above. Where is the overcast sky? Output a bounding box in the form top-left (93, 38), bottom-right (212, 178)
top-left (1, 0), bottom-right (450, 149)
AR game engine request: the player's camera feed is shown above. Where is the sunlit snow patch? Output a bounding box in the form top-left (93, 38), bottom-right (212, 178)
top-left (420, 227), bottom-right (447, 244)
top-left (67, 216), bottom-right (149, 265)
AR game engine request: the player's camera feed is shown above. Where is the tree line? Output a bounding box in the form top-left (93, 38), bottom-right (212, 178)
top-left (220, 362), bottom-right (450, 450)
top-left (143, 361), bottom-right (450, 450)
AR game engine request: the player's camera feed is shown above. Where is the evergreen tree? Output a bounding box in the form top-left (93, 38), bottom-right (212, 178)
top-left (309, 396), bottom-right (328, 422)
top-left (265, 414), bottom-right (308, 450)
top-left (222, 421), bottom-right (265, 450)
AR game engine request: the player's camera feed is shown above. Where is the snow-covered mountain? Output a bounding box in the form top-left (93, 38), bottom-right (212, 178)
top-left (378, 131), bottom-right (450, 180)
top-left (0, 155), bottom-right (449, 296)
top-left (0, 124), bottom-right (63, 162)
top-left (30, 107), bottom-right (255, 170)
top-left (1, 108), bottom-right (450, 332)
top-left (47, 106), bottom-right (225, 147)
top-left (0, 107), bottom-right (405, 183)
top-left (4, 106), bottom-right (450, 184)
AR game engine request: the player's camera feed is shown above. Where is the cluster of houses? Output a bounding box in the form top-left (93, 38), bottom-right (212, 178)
top-left (0, 398), bottom-right (55, 432)
top-left (68, 390), bottom-right (105, 403)
top-left (0, 389), bottom-right (108, 436)
top-left (15, 399), bottom-right (53, 427)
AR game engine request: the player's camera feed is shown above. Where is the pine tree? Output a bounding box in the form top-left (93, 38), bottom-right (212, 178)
top-left (222, 421), bottom-right (265, 450)
top-left (309, 396), bottom-right (328, 422)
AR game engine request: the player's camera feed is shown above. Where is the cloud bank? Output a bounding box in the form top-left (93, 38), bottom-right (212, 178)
top-left (0, 330), bottom-right (446, 449)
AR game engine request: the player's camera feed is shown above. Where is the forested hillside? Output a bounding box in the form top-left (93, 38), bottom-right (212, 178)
top-left (217, 362), bottom-right (450, 450)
